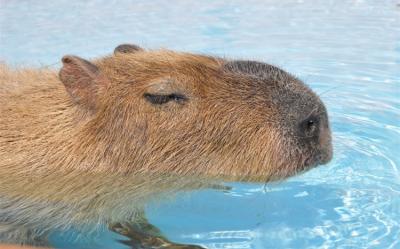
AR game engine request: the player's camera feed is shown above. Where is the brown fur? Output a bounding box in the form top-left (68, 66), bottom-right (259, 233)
top-left (0, 47), bottom-right (332, 245)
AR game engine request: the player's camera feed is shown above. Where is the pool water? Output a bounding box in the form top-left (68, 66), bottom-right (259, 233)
top-left (1, 0), bottom-right (399, 248)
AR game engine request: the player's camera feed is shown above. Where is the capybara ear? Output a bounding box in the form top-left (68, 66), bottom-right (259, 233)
top-left (59, 55), bottom-right (108, 111)
top-left (114, 44), bottom-right (143, 54)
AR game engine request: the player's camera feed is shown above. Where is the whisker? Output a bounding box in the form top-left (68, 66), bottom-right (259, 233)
top-left (305, 106), bottom-right (320, 118)
top-left (317, 86), bottom-right (341, 98)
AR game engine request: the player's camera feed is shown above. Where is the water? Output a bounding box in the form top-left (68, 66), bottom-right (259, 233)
top-left (1, 0), bottom-right (399, 248)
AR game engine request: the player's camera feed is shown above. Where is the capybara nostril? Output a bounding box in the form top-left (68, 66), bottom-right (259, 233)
top-left (299, 115), bottom-right (320, 138)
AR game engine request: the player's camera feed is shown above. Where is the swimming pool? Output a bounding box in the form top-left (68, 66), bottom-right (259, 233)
top-left (1, 0), bottom-right (399, 248)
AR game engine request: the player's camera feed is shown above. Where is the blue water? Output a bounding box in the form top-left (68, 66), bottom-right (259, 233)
top-left (1, 0), bottom-right (399, 248)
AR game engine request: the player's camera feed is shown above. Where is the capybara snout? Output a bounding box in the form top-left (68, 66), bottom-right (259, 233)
top-left (222, 59), bottom-right (332, 177)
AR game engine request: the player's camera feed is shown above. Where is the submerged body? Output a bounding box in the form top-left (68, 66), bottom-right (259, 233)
top-left (0, 45), bottom-right (332, 247)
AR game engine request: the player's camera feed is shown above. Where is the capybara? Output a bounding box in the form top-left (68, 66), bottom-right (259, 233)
top-left (0, 44), bottom-right (332, 248)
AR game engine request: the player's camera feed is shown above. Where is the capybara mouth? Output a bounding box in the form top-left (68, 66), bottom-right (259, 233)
top-left (301, 147), bottom-right (333, 173)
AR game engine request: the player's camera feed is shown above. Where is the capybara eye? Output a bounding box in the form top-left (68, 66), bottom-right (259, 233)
top-left (143, 93), bottom-right (187, 105)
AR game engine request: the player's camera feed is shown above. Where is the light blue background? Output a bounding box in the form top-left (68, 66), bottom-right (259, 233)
top-left (1, 0), bottom-right (399, 248)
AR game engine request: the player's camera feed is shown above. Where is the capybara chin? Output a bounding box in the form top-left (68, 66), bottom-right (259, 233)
top-left (0, 44), bottom-right (332, 246)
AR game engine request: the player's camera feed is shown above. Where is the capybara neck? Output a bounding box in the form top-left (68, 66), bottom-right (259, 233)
top-left (0, 65), bottom-right (111, 175)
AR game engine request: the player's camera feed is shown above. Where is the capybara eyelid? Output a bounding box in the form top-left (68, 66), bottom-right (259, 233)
top-left (143, 93), bottom-right (187, 105)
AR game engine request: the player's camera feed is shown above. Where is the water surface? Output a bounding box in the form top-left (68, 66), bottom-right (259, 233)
top-left (1, 0), bottom-right (399, 248)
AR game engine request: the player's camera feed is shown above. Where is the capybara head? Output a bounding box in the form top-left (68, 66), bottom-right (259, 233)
top-left (58, 44), bottom-right (332, 182)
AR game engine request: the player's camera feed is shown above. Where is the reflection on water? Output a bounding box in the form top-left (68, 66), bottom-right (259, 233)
top-left (1, 0), bottom-right (399, 248)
